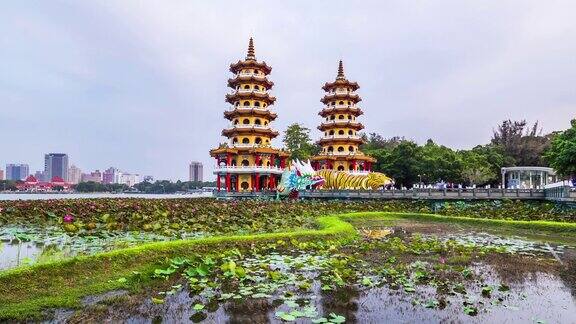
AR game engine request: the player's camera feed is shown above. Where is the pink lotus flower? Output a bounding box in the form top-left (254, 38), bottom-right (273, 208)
top-left (63, 214), bottom-right (74, 223)
top-left (439, 256), bottom-right (446, 264)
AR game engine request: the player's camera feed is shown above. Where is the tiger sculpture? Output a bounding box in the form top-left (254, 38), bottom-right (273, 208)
top-left (316, 169), bottom-right (392, 190)
top-left (277, 160), bottom-right (393, 197)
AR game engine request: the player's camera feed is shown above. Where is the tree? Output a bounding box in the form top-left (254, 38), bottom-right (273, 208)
top-left (491, 119), bottom-right (551, 166)
top-left (361, 133), bottom-right (405, 151)
top-left (380, 141), bottom-right (423, 188)
top-left (545, 119), bottom-right (576, 179)
top-left (461, 145), bottom-right (507, 186)
top-left (0, 180), bottom-right (17, 191)
top-left (419, 139), bottom-right (463, 184)
top-left (459, 150), bottom-right (496, 186)
top-left (283, 123), bottom-right (319, 161)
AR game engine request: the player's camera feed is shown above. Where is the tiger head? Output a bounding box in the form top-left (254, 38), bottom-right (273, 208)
top-left (366, 172), bottom-right (393, 189)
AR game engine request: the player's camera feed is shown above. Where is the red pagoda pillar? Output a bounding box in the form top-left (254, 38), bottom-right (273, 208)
top-left (225, 173), bottom-right (231, 192)
top-left (352, 160), bottom-right (357, 171)
top-left (255, 173), bottom-right (260, 191)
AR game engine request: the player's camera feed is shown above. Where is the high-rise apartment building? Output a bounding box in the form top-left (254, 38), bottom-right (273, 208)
top-left (44, 153), bottom-right (69, 181)
top-left (81, 170), bottom-right (102, 183)
top-left (6, 164), bottom-right (30, 181)
top-left (189, 161), bottom-right (204, 182)
top-left (102, 167), bottom-right (119, 184)
top-left (68, 165), bottom-right (82, 184)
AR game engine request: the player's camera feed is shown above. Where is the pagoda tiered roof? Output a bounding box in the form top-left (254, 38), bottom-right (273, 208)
top-left (229, 38), bottom-right (272, 74)
top-left (318, 106), bottom-right (364, 117)
top-left (221, 126), bottom-right (279, 138)
top-left (227, 75), bottom-right (274, 89)
top-left (210, 146), bottom-right (289, 156)
top-left (310, 152), bottom-right (376, 163)
top-left (317, 136), bottom-right (364, 145)
top-left (320, 93), bottom-right (362, 104)
top-left (229, 61), bottom-right (272, 75)
top-left (224, 108), bottom-right (277, 121)
top-left (317, 120), bottom-right (365, 131)
top-left (322, 61), bottom-right (360, 91)
top-left (225, 91), bottom-right (277, 105)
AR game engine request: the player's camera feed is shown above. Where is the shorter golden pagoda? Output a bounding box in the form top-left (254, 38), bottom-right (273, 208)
top-left (311, 61), bottom-right (376, 172)
top-left (209, 38), bottom-right (289, 192)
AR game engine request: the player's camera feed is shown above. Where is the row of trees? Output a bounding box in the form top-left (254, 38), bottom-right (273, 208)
top-left (74, 180), bottom-right (217, 193)
top-left (133, 180), bottom-right (216, 193)
top-left (282, 119), bottom-right (576, 188)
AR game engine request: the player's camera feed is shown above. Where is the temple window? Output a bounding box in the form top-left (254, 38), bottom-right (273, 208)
top-left (337, 165), bottom-right (345, 171)
top-left (242, 138), bottom-right (250, 144)
top-left (241, 182), bottom-right (249, 190)
top-left (241, 159), bottom-right (249, 166)
top-left (349, 165), bottom-right (354, 170)
top-left (348, 130), bottom-right (353, 135)
top-left (338, 130), bottom-right (344, 135)
top-left (328, 146), bottom-right (334, 152)
top-left (338, 115), bottom-right (344, 119)
top-left (265, 139), bottom-right (270, 143)
top-left (243, 101), bottom-right (250, 106)
top-left (232, 137), bottom-right (238, 143)
top-left (348, 115), bottom-right (352, 119)
top-left (329, 130), bottom-right (335, 135)
top-left (233, 119), bottom-right (239, 125)
top-left (330, 115), bottom-right (335, 120)
top-left (243, 119), bottom-right (250, 124)
top-left (254, 101), bottom-right (260, 107)
top-left (338, 101), bottom-right (344, 105)
top-left (264, 121), bottom-right (268, 125)
top-left (338, 146), bottom-right (344, 152)
top-left (243, 85), bottom-right (250, 90)
top-left (255, 119), bottom-right (261, 125)
top-left (255, 137), bottom-right (262, 144)
top-left (348, 146), bottom-right (354, 152)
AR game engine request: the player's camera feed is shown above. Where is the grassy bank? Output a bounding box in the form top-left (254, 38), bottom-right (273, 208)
top-left (1, 211), bottom-right (576, 320)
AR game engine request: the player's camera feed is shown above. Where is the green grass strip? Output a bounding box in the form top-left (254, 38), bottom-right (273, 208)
top-left (1, 211), bottom-right (575, 320)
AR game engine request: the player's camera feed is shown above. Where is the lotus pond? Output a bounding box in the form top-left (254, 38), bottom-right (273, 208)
top-left (39, 215), bottom-right (576, 324)
top-left (0, 199), bottom-right (575, 322)
top-left (1, 198), bottom-right (574, 272)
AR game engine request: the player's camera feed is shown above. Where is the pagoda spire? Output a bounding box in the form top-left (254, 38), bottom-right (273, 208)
top-left (336, 60), bottom-right (345, 80)
top-left (246, 37), bottom-right (256, 60)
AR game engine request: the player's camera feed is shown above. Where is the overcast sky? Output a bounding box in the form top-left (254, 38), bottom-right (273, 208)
top-left (1, 1), bottom-right (575, 180)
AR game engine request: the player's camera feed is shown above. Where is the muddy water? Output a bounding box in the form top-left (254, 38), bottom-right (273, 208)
top-left (52, 219), bottom-right (576, 323)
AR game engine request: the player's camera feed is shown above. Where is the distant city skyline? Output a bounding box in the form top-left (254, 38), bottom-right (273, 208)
top-left (5, 164), bottom-right (29, 181)
top-left (189, 161), bottom-right (204, 183)
top-left (1, 1), bottom-right (575, 180)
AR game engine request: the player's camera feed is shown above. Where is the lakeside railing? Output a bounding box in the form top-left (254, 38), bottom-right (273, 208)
top-left (214, 187), bottom-right (576, 202)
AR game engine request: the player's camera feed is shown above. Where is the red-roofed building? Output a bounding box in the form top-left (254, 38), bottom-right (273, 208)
top-left (16, 175), bottom-right (72, 191)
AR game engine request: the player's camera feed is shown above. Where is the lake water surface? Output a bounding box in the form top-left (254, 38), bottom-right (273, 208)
top-left (0, 192), bottom-right (212, 201)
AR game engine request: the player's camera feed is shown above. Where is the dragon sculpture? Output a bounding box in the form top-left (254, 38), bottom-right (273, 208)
top-left (277, 160), bottom-right (393, 198)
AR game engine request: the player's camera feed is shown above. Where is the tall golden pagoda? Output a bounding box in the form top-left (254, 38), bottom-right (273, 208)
top-left (210, 38), bottom-right (289, 192)
top-left (311, 61), bottom-right (376, 172)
